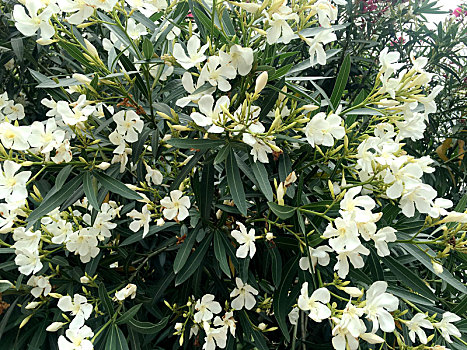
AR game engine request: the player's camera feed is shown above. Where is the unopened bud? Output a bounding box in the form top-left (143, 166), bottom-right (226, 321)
top-left (254, 71), bottom-right (268, 96)
top-left (46, 322), bottom-right (66, 332)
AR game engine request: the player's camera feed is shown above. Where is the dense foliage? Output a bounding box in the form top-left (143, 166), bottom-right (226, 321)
top-left (0, 0), bottom-right (466, 350)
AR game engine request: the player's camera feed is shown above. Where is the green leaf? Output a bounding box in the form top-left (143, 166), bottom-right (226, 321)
top-left (116, 304), bottom-right (143, 325)
top-left (273, 256), bottom-right (299, 341)
top-left (0, 282), bottom-right (12, 293)
top-left (226, 151), bottom-right (247, 216)
top-left (387, 288), bottom-right (434, 306)
top-left (399, 242), bottom-right (467, 294)
top-left (173, 224), bottom-right (201, 274)
top-left (269, 247), bottom-right (282, 288)
top-left (98, 283), bottom-right (114, 316)
top-left (268, 202), bottom-right (296, 219)
top-left (214, 231), bottom-right (231, 277)
top-left (120, 222), bottom-right (177, 246)
top-left (94, 172), bottom-right (142, 200)
top-left (171, 150), bottom-right (206, 191)
top-left (200, 163), bottom-right (215, 220)
top-left (83, 172), bottom-right (100, 212)
top-left (251, 160), bottom-right (273, 202)
top-left (127, 316), bottom-right (169, 334)
top-left (167, 138), bottom-right (224, 150)
top-left (175, 232), bottom-right (213, 286)
top-left (383, 256), bottom-right (437, 300)
top-left (114, 325), bottom-right (130, 350)
top-left (142, 38), bottom-right (154, 60)
top-left (328, 54), bottom-right (351, 112)
top-left (214, 144), bottom-right (231, 164)
top-left (26, 174), bottom-right (83, 228)
top-left (452, 295), bottom-right (467, 315)
top-left (251, 328), bottom-right (269, 350)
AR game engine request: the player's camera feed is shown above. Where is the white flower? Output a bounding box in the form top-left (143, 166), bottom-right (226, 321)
top-left (231, 222), bottom-right (256, 259)
top-left (160, 190), bottom-right (191, 221)
top-left (176, 72), bottom-right (215, 108)
top-left (27, 275), bottom-right (52, 298)
top-left (125, 0), bottom-right (167, 17)
top-left (57, 325), bottom-right (94, 350)
top-left (266, 11), bottom-right (298, 44)
top-left (29, 118), bottom-right (65, 154)
top-left (190, 95), bottom-right (230, 133)
top-left (0, 160), bottom-right (31, 203)
top-left (399, 183), bottom-right (437, 217)
top-left (126, 18), bottom-right (147, 40)
top-left (113, 110), bottom-right (144, 143)
top-left (52, 140), bottom-right (73, 164)
top-left (127, 204), bottom-right (151, 237)
top-left (0, 123), bottom-right (31, 150)
top-left (299, 245), bottom-right (332, 272)
top-left (364, 281), bottom-right (399, 333)
top-left (65, 228), bottom-right (100, 263)
top-left (145, 164), bottom-right (163, 186)
top-left (243, 133), bottom-right (275, 164)
top-left (334, 244), bottom-right (370, 278)
top-left (230, 278), bottom-right (258, 310)
top-left (199, 55), bottom-right (236, 92)
top-left (384, 157), bottom-right (423, 199)
top-left (288, 307), bottom-right (299, 325)
top-left (57, 294), bottom-right (93, 330)
top-left (3, 102), bottom-right (25, 121)
top-left (305, 110), bottom-right (345, 147)
top-left (429, 198), bottom-right (453, 218)
top-left (405, 313), bottom-right (433, 344)
top-left (58, 0), bottom-right (94, 25)
top-left (57, 95), bottom-right (95, 126)
top-left (12, 227), bottom-right (41, 252)
top-left (433, 312), bottom-right (461, 343)
top-left (228, 45), bottom-right (254, 76)
top-left (339, 186), bottom-right (375, 219)
top-left (323, 216), bottom-right (360, 251)
top-left (297, 283), bottom-right (331, 322)
top-left (213, 312), bottom-right (236, 336)
top-left (194, 294), bottom-right (222, 323)
top-left (114, 283), bottom-right (137, 301)
top-left (13, 1), bottom-right (57, 41)
top-left (173, 36), bottom-right (208, 70)
top-left (310, 0), bottom-right (338, 28)
top-left (303, 30), bottom-right (337, 66)
top-left (88, 0), bottom-right (118, 11)
top-left (203, 322), bottom-right (227, 350)
top-left (15, 248), bottom-right (43, 275)
top-left (379, 48), bottom-right (403, 77)
top-left (0, 203), bottom-right (17, 233)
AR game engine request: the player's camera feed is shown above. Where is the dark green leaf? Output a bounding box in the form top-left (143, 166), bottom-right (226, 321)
top-left (167, 138), bottom-right (224, 150)
top-left (116, 304), bottom-right (143, 325)
top-left (328, 54), bottom-right (351, 112)
top-left (94, 172), bottom-right (142, 200)
top-left (268, 202), bottom-right (296, 219)
top-left (142, 38), bottom-right (154, 60)
top-left (128, 316), bottom-right (169, 334)
top-left (26, 174), bottom-right (83, 228)
top-left (175, 232), bottom-right (213, 285)
top-left (214, 232), bottom-right (231, 277)
top-left (173, 224), bottom-right (201, 274)
top-left (98, 283), bottom-right (114, 316)
top-left (251, 160), bottom-right (273, 202)
top-left (226, 151), bottom-right (247, 216)
top-left (83, 172), bottom-right (100, 211)
top-left (273, 256), bottom-right (299, 341)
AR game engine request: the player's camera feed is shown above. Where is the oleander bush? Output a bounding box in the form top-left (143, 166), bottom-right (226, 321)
top-left (0, 0), bottom-right (466, 349)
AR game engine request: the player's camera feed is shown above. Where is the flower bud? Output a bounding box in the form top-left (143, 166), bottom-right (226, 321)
top-left (46, 322), bottom-right (66, 332)
top-left (432, 260), bottom-right (443, 274)
top-left (266, 232), bottom-right (274, 241)
top-left (97, 162), bottom-right (111, 170)
top-left (84, 39), bottom-right (99, 59)
top-left (19, 315), bottom-right (32, 328)
top-left (25, 301), bottom-right (40, 310)
top-left (254, 71), bottom-right (268, 96)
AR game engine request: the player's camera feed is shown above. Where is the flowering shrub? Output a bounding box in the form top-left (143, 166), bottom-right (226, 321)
top-left (0, 0), bottom-right (466, 349)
